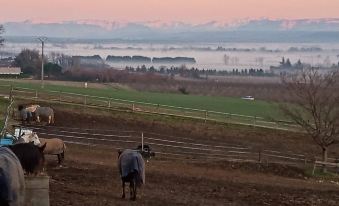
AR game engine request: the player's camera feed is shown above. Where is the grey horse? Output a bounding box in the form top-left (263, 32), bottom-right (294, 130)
top-left (118, 149), bottom-right (145, 201)
top-left (35, 107), bottom-right (55, 124)
top-left (0, 147), bottom-right (25, 206)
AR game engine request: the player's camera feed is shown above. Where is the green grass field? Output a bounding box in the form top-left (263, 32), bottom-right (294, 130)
top-left (0, 79), bottom-right (285, 120)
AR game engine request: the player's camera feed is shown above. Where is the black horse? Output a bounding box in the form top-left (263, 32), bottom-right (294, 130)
top-left (118, 149), bottom-right (145, 201)
top-left (8, 142), bottom-right (46, 174)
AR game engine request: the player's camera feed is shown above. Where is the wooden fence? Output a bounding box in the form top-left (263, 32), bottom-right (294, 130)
top-left (0, 85), bottom-right (299, 131)
top-left (16, 124), bottom-right (339, 169)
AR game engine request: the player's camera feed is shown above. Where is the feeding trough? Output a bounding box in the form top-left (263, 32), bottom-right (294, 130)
top-left (25, 175), bottom-right (50, 206)
top-left (0, 126), bottom-right (34, 146)
top-left (0, 133), bottom-right (15, 146)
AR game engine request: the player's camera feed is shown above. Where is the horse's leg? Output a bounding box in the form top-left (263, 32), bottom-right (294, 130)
top-left (131, 176), bottom-right (137, 201)
top-left (129, 180), bottom-right (134, 200)
top-left (57, 154), bottom-right (62, 166)
top-left (48, 116), bottom-right (51, 124)
top-left (121, 181), bottom-right (126, 199)
top-left (36, 116), bottom-right (40, 123)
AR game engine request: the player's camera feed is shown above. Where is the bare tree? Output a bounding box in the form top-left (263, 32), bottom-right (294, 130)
top-left (0, 25), bottom-right (4, 46)
top-left (281, 68), bottom-right (339, 171)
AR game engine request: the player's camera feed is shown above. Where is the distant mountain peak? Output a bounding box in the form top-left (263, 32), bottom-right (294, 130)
top-left (2, 18), bottom-right (339, 42)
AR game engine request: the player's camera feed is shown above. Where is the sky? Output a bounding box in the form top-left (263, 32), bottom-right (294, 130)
top-left (1, 0), bottom-right (339, 23)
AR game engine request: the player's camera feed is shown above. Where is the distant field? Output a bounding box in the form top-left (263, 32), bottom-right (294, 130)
top-left (0, 79), bottom-right (284, 120)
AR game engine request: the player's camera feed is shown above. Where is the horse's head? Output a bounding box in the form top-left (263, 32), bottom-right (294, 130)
top-left (21, 132), bottom-right (41, 145)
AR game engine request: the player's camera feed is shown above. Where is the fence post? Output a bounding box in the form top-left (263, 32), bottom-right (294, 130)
top-left (132, 104), bottom-right (135, 112)
top-left (312, 157), bottom-right (317, 175)
top-left (35, 90), bottom-right (38, 99)
top-left (88, 136), bottom-right (90, 151)
top-left (204, 111), bottom-right (208, 123)
top-left (59, 91), bottom-right (61, 102)
top-left (9, 85), bottom-right (13, 101)
top-left (254, 116), bottom-right (256, 126)
top-left (84, 96), bottom-right (87, 105)
top-left (108, 100), bottom-right (111, 108)
top-left (141, 132), bottom-right (144, 151)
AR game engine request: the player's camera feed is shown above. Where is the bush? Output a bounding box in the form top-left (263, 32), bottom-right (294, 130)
top-left (178, 86), bottom-right (189, 95)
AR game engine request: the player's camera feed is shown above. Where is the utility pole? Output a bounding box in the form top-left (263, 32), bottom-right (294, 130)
top-left (38, 37), bottom-right (47, 88)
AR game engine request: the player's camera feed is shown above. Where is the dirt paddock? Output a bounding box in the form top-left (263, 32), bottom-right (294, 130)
top-left (25, 106), bottom-right (338, 206)
top-left (45, 144), bottom-right (339, 206)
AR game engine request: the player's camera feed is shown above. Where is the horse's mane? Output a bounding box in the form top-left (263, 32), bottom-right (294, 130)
top-left (8, 143), bottom-right (45, 174)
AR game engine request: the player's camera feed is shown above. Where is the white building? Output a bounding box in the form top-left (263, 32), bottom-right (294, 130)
top-left (0, 67), bottom-right (21, 75)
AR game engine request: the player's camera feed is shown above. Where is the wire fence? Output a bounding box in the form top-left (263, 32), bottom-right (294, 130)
top-left (0, 85), bottom-right (300, 131)
top-left (15, 124), bottom-right (339, 169)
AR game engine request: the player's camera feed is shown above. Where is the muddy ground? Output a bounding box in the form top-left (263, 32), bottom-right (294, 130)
top-left (24, 106), bottom-right (338, 206)
top-left (46, 144), bottom-right (339, 206)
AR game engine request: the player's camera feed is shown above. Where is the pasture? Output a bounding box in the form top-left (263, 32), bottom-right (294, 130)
top-left (31, 106), bottom-right (338, 206)
top-left (3, 80), bottom-right (339, 205)
top-left (0, 79), bottom-right (284, 120)
top-left (47, 144), bottom-right (339, 206)
top-left (3, 97), bottom-right (339, 205)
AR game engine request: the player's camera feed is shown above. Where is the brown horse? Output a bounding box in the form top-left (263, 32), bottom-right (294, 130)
top-left (39, 138), bottom-right (66, 165)
top-left (118, 149), bottom-right (145, 201)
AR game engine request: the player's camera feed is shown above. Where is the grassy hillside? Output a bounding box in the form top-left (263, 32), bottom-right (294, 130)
top-left (0, 80), bottom-right (284, 119)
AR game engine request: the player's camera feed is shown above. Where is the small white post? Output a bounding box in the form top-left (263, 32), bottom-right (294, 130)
top-left (141, 132), bottom-right (144, 151)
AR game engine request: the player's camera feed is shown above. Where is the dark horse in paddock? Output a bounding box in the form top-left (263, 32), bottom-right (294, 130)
top-left (0, 143), bottom-right (46, 206)
top-left (118, 149), bottom-right (145, 201)
top-left (18, 105), bottom-right (33, 125)
top-left (8, 143), bottom-right (46, 174)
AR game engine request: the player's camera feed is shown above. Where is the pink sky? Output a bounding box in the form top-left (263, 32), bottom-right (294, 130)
top-left (1, 0), bottom-right (339, 23)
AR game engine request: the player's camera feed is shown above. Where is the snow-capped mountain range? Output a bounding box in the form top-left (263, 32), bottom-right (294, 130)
top-left (2, 18), bottom-right (339, 42)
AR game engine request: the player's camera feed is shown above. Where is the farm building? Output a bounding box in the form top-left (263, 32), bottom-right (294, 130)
top-left (0, 67), bottom-right (22, 75)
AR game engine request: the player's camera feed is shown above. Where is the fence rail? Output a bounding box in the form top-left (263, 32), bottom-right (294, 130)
top-left (16, 124), bottom-right (337, 168)
top-left (0, 85), bottom-right (299, 131)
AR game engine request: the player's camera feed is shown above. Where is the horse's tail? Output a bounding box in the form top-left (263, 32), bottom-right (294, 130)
top-left (48, 111), bottom-right (55, 125)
